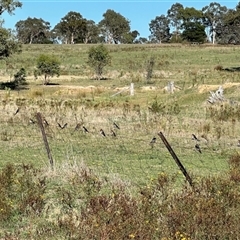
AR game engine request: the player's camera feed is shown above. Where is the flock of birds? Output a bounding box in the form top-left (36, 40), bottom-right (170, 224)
top-left (12, 107), bottom-right (240, 153)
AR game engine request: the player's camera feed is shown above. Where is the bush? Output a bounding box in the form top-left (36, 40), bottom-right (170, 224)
top-left (35, 54), bottom-right (60, 85)
top-left (87, 44), bottom-right (111, 80)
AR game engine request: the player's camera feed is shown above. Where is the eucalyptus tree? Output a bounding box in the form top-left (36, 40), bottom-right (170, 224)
top-left (215, 3), bottom-right (240, 44)
top-left (167, 3), bottom-right (184, 42)
top-left (83, 20), bottom-right (99, 43)
top-left (53, 11), bottom-right (87, 44)
top-left (98, 9), bottom-right (130, 44)
top-left (121, 30), bottom-right (140, 43)
top-left (0, 0), bottom-right (22, 15)
top-left (202, 2), bottom-right (228, 44)
top-left (149, 14), bottom-right (170, 43)
top-left (15, 17), bottom-right (51, 44)
top-left (180, 7), bottom-right (206, 43)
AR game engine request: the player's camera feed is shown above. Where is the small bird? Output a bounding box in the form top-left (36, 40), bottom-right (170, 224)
top-left (83, 126), bottom-right (89, 133)
top-left (113, 122), bottom-right (120, 129)
top-left (192, 134), bottom-right (200, 141)
top-left (58, 122), bottom-right (68, 129)
top-left (43, 118), bottom-right (49, 126)
top-left (100, 129), bottom-right (106, 137)
top-left (150, 137), bottom-right (157, 148)
top-left (111, 129), bottom-right (116, 137)
top-left (150, 137), bottom-right (156, 144)
top-left (237, 140), bottom-right (240, 147)
top-left (14, 107), bottom-right (20, 116)
top-left (195, 144), bottom-right (202, 154)
top-left (29, 118), bottom-right (35, 124)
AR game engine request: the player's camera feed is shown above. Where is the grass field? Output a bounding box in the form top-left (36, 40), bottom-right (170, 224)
top-left (1, 43), bottom-right (240, 239)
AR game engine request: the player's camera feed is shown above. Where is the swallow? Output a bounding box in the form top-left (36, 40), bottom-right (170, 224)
top-left (150, 137), bottom-right (157, 148)
top-left (29, 118), bottom-right (35, 124)
top-left (113, 122), bottom-right (120, 129)
top-left (111, 129), bottom-right (116, 137)
top-left (100, 129), bottom-right (106, 137)
top-left (43, 119), bottom-right (49, 126)
top-left (195, 144), bottom-right (202, 153)
top-left (150, 137), bottom-right (156, 144)
top-left (192, 134), bottom-right (200, 141)
top-left (58, 123), bottom-right (67, 129)
top-left (83, 126), bottom-right (89, 133)
top-left (14, 108), bottom-right (20, 116)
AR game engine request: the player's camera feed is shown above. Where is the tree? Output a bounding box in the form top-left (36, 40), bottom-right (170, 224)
top-left (167, 3), bottom-right (184, 41)
top-left (52, 11), bottom-right (87, 44)
top-left (87, 44), bottom-right (111, 80)
top-left (34, 54), bottom-right (60, 85)
top-left (0, 0), bottom-right (22, 15)
top-left (99, 9), bottom-right (130, 44)
top-left (0, 67), bottom-right (27, 90)
top-left (179, 7), bottom-right (206, 43)
top-left (83, 20), bottom-right (100, 43)
top-left (0, 27), bottom-right (21, 59)
top-left (15, 17), bottom-right (51, 44)
top-left (215, 3), bottom-right (240, 44)
top-left (121, 30), bottom-right (140, 43)
top-left (202, 2), bottom-right (228, 44)
top-left (182, 22), bottom-right (207, 43)
top-left (149, 15), bottom-right (171, 43)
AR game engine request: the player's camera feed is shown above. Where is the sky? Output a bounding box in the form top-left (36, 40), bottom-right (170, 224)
top-left (1, 0), bottom-right (239, 39)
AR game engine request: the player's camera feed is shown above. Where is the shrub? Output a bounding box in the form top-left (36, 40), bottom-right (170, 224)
top-left (35, 54), bottom-right (61, 85)
top-left (87, 44), bottom-right (111, 80)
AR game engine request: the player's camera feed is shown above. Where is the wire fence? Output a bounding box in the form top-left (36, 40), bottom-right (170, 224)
top-left (0, 100), bottom-right (232, 187)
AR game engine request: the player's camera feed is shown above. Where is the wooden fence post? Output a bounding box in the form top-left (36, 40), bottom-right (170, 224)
top-left (158, 131), bottom-right (193, 187)
top-left (36, 112), bottom-right (54, 170)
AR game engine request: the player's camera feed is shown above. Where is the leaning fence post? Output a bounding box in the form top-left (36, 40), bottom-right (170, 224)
top-left (158, 131), bottom-right (193, 187)
top-left (36, 112), bottom-right (54, 170)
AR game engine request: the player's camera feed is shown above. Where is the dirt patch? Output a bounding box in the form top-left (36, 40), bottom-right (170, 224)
top-left (198, 82), bottom-right (240, 93)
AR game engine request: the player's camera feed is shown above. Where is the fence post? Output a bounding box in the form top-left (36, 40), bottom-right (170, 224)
top-left (158, 131), bottom-right (193, 187)
top-left (130, 83), bottom-right (134, 96)
top-left (36, 112), bottom-right (54, 170)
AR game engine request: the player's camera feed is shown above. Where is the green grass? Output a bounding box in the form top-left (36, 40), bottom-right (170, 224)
top-left (1, 43), bottom-right (240, 238)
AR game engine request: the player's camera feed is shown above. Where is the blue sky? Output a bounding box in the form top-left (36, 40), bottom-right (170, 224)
top-left (1, 0), bottom-right (239, 38)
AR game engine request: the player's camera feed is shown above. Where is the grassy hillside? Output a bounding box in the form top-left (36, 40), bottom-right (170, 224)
top-left (1, 44), bottom-right (240, 239)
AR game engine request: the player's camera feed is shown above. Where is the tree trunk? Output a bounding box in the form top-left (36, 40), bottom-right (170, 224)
top-left (71, 32), bottom-right (74, 44)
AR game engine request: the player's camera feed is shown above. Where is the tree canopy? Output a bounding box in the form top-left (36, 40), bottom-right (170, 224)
top-left (52, 11), bottom-right (87, 44)
top-left (3, 2), bottom-right (240, 44)
top-left (0, 27), bottom-right (21, 59)
top-left (98, 9), bottom-right (131, 44)
top-left (0, 0), bottom-right (22, 15)
top-left (15, 17), bottom-right (51, 44)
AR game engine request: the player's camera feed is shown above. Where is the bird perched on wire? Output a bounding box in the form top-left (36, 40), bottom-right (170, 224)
top-left (14, 107), bottom-right (20, 116)
top-left (113, 122), bottom-right (120, 129)
top-left (29, 118), bottom-right (36, 124)
top-left (43, 118), bottom-right (49, 127)
top-left (150, 137), bottom-right (157, 148)
top-left (192, 134), bottom-right (200, 141)
top-left (82, 126), bottom-right (89, 133)
top-left (195, 144), bottom-right (202, 153)
top-left (58, 122), bottom-right (68, 129)
top-left (100, 129), bottom-right (106, 137)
